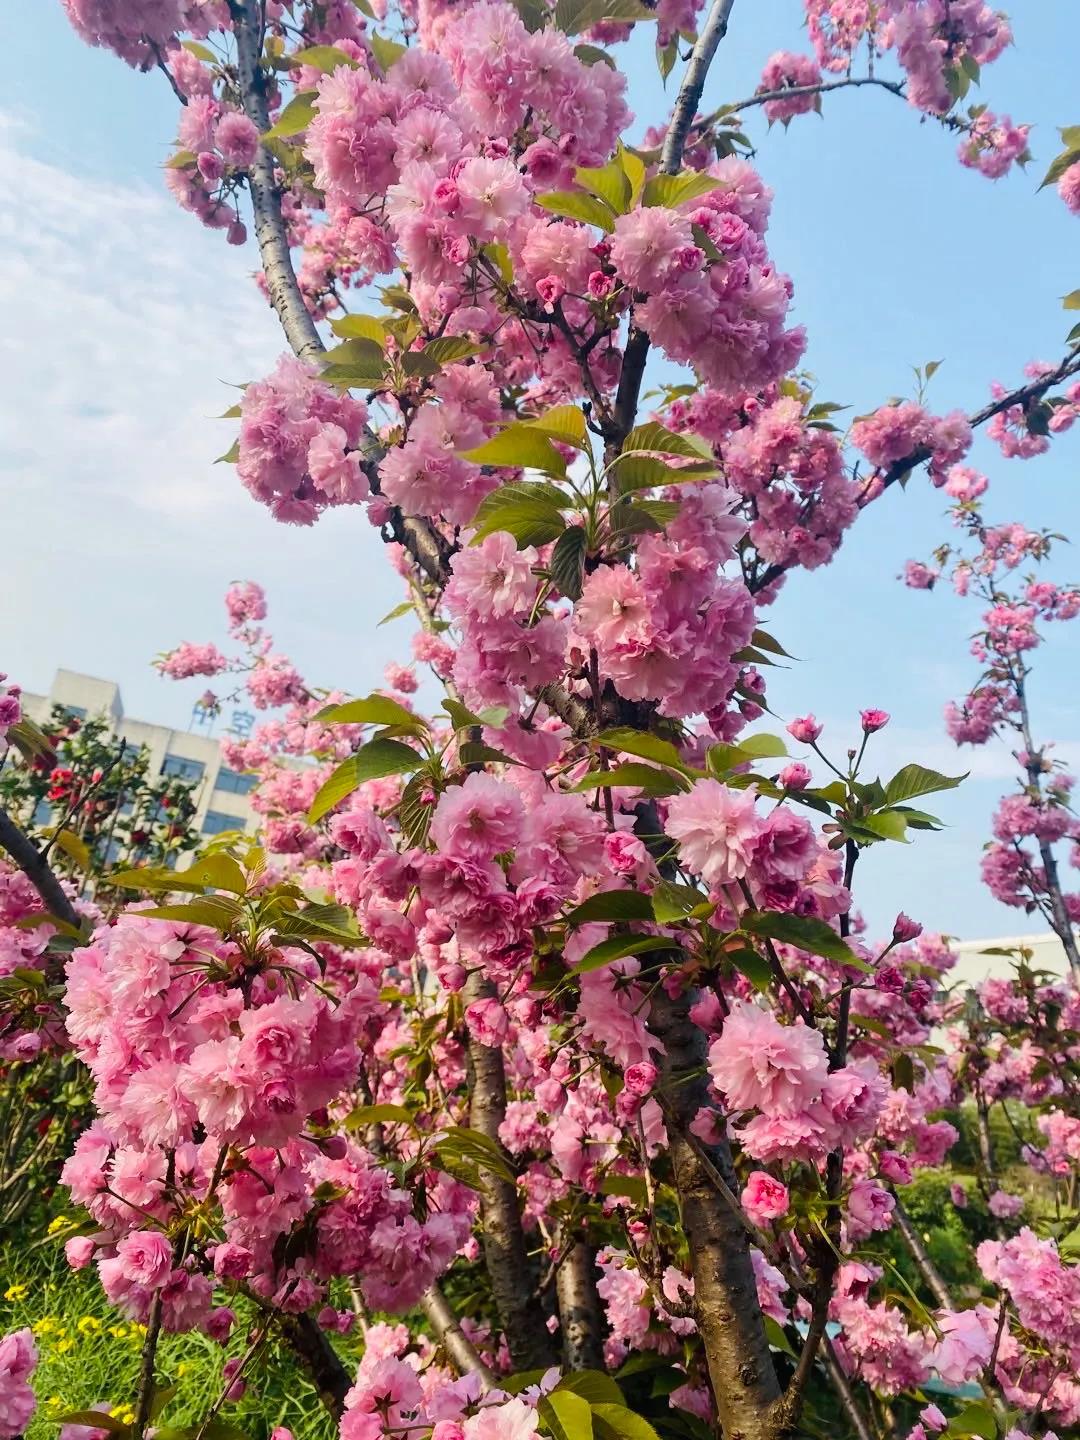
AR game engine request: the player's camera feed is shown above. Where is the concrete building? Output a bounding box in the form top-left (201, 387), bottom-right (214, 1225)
top-left (948, 931), bottom-right (1070, 987)
top-left (20, 668), bottom-right (259, 839)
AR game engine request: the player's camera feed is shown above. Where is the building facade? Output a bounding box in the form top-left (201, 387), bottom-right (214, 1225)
top-left (19, 669), bottom-right (259, 839)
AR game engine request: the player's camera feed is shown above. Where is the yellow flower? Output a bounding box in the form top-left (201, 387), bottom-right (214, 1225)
top-left (56, 1338), bottom-right (74, 1354)
top-left (3, 1283), bottom-right (27, 1302)
top-left (47, 1215), bottom-right (70, 1235)
top-left (46, 1397), bottom-right (67, 1411)
top-left (109, 1325), bottom-right (128, 1340)
top-left (77, 1317), bottom-right (102, 1335)
top-left (176, 1363), bottom-right (189, 1377)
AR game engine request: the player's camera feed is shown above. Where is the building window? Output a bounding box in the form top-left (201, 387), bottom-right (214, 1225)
top-left (32, 799), bottom-right (52, 827)
top-left (59, 705), bottom-right (87, 720)
top-left (202, 811), bottom-right (241, 835)
top-left (162, 754), bottom-right (205, 783)
top-left (215, 767), bottom-right (256, 796)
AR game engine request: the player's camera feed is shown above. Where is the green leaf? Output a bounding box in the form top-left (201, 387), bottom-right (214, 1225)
top-left (435, 1126), bottom-right (517, 1183)
top-left (369, 32), bottom-right (406, 72)
top-left (317, 694), bottom-right (425, 729)
top-left (108, 866), bottom-right (210, 894)
top-left (642, 173), bottom-right (724, 208)
top-left (738, 732), bottom-right (788, 759)
top-left (462, 425), bottom-right (568, 475)
top-left (651, 879), bottom-right (708, 923)
top-left (750, 628), bottom-right (793, 659)
top-left (59, 1414), bottom-right (129, 1435)
top-left (763, 1315), bottom-right (798, 1358)
top-left (184, 853), bottom-right (248, 895)
top-left (419, 336), bottom-right (485, 366)
top-left (951, 1402), bottom-right (998, 1440)
top-left (215, 439), bottom-right (240, 465)
top-left (536, 190), bottom-right (617, 232)
top-left (591, 1404), bottom-right (662, 1440)
top-left (273, 902), bottom-right (366, 946)
top-left (470, 482), bottom-right (569, 548)
top-left (323, 336), bottom-right (386, 373)
top-left (575, 159), bottom-right (632, 215)
top-left (556, 1372), bottom-right (625, 1407)
top-left (345, 1103), bottom-right (416, 1131)
top-left (554, 0), bottom-right (655, 34)
top-left (1060, 125), bottom-right (1080, 149)
top-left (542, 1389), bottom-right (593, 1440)
top-left (619, 422), bottom-right (712, 460)
top-left (54, 829), bottom-right (91, 871)
top-left (570, 763), bottom-right (687, 797)
top-left (611, 454), bottom-right (714, 492)
top-left (181, 40), bottom-right (217, 63)
top-left (883, 763), bottom-right (966, 806)
top-left (291, 45), bottom-right (360, 72)
top-left (1064, 290), bottom-right (1080, 312)
top-left (570, 934), bottom-right (671, 974)
top-left (330, 313), bottom-right (388, 344)
top-left (566, 890), bottom-right (655, 925)
top-left (140, 897), bottom-right (243, 930)
top-left (378, 601), bottom-right (414, 626)
top-left (853, 809), bottom-right (909, 843)
top-left (308, 740), bottom-right (423, 822)
top-left (1040, 147), bottom-right (1080, 190)
top-left (727, 946), bottom-right (773, 990)
top-left (741, 910), bottom-right (857, 967)
top-left (574, 43), bottom-right (617, 68)
top-left (549, 525), bottom-right (588, 600)
top-left (522, 404), bottom-right (589, 449)
top-left (264, 90), bottom-right (317, 140)
top-left (594, 727), bottom-right (691, 774)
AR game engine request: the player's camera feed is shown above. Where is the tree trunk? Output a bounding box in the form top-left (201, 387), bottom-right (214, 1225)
top-left (556, 1239), bottom-right (606, 1371)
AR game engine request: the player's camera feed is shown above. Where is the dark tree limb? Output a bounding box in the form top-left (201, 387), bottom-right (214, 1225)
top-left (0, 809), bottom-right (82, 932)
top-left (465, 973), bottom-right (557, 1372)
top-left (555, 1239), bottom-right (606, 1372)
top-left (421, 1284), bottom-right (497, 1389)
top-left (276, 1312), bottom-right (351, 1417)
top-left (890, 1195), bottom-right (953, 1310)
top-left (661, 0), bottom-right (738, 174)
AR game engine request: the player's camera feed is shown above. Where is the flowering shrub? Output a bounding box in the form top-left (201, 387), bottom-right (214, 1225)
top-left (2, 5), bottom-right (1080, 1440)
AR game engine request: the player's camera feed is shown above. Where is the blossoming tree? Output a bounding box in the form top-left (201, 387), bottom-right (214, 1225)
top-left (3, 4), bottom-right (1080, 1440)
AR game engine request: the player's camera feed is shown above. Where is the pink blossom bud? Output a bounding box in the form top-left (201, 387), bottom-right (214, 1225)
top-left (587, 270), bottom-right (613, 299)
top-left (624, 1061), bottom-right (658, 1096)
top-left (787, 714), bottom-right (822, 744)
top-left (875, 964), bottom-right (906, 994)
top-left (778, 762), bottom-right (812, 790)
top-left (432, 1424), bottom-right (465, 1440)
top-left (227, 220), bottom-right (247, 246)
top-left (920, 1406), bottom-right (947, 1432)
top-left (950, 1182), bottom-right (968, 1207)
top-left (65, 1236), bottom-right (95, 1270)
top-left (892, 913), bottom-right (923, 942)
top-left (879, 1151), bottom-right (913, 1186)
top-left (742, 1171), bottom-right (790, 1224)
top-left (859, 708), bottom-right (890, 733)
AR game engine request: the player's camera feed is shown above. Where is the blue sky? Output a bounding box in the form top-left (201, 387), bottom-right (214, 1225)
top-left (3, 4), bottom-right (1079, 941)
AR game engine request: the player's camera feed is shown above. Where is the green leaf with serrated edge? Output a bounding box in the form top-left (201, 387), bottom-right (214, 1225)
top-left (651, 879), bottom-right (706, 923)
top-left (556, 1372), bottom-right (625, 1407)
top-left (599, 1172), bottom-right (648, 1204)
top-left (571, 934), bottom-right (671, 974)
top-left (852, 809), bottom-right (909, 843)
top-left (741, 910), bottom-right (859, 966)
top-left (536, 190), bottom-right (617, 232)
top-left (378, 601), bottom-right (414, 626)
top-left (566, 890), bottom-right (654, 925)
top-left (369, 31), bottom-right (406, 71)
top-left (330, 313), bottom-right (387, 344)
top-left (345, 1104), bottom-right (415, 1130)
top-left (421, 336), bottom-right (485, 365)
top-left (594, 727), bottom-right (692, 774)
top-left (109, 866), bottom-right (210, 894)
top-left (642, 172), bottom-right (724, 208)
top-left (215, 439), bottom-right (239, 465)
top-left (323, 336), bottom-right (386, 372)
top-left (1040, 148), bottom-right (1080, 190)
top-left (470, 484), bottom-right (569, 548)
top-left (184, 853), bottom-right (247, 895)
top-left (264, 90), bottom-right (317, 139)
top-left (141, 898), bottom-right (243, 930)
top-left (316, 694), bottom-right (424, 729)
top-left (611, 455), bottom-right (711, 491)
top-left (522, 404), bottom-right (589, 449)
top-left (618, 422), bottom-right (713, 460)
top-left (727, 947), bottom-right (772, 990)
top-left (436, 1127), bottom-right (517, 1183)
top-left (308, 740), bottom-right (423, 823)
top-left (751, 628), bottom-right (794, 659)
top-left (882, 766), bottom-right (964, 808)
top-left (458, 741), bottom-right (519, 768)
top-left (618, 144), bottom-right (647, 206)
top-left (54, 830), bottom-right (91, 871)
top-left (627, 498), bottom-right (680, 529)
top-left (549, 525), bottom-right (587, 600)
top-left (398, 771), bottom-right (435, 847)
top-left (570, 763), bottom-right (686, 796)
top-left (575, 159), bottom-right (632, 215)
top-left (59, 1414), bottom-right (128, 1435)
top-left (1060, 125), bottom-right (1080, 149)
top-left (290, 45), bottom-right (360, 72)
top-left (543, 1389), bottom-right (593, 1440)
top-left (591, 1404), bottom-right (662, 1440)
top-left (462, 426), bottom-right (568, 475)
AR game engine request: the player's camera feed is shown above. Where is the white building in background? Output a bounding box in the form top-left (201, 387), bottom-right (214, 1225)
top-left (20, 669), bottom-right (259, 839)
top-left (948, 932), bottom-right (1069, 987)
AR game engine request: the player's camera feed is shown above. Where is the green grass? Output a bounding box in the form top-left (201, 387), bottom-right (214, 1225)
top-left (0, 1237), bottom-right (344, 1440)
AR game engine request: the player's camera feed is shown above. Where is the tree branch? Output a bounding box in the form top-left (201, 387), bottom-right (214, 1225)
top-left (890, 1194), bottom-right (953, 1310)
top-left (555, 1238), bottom-right (606, 1371)
top-left (661, 0), bottom-right (738, 174)
top-left (0, 808), bottom-right (82, 932)
top-left (421, 1283), bottom-right (497, 1389)
top-left (276, 1312), bottom-right (351, 1418)
top-left (692, 74), bottom-right (906, 133)
top-left (465, 973), bottom-right (557, 1371)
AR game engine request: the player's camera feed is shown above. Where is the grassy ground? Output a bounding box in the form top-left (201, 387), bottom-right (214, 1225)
top-left (1, 1235), bottom-right (342, 1440)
